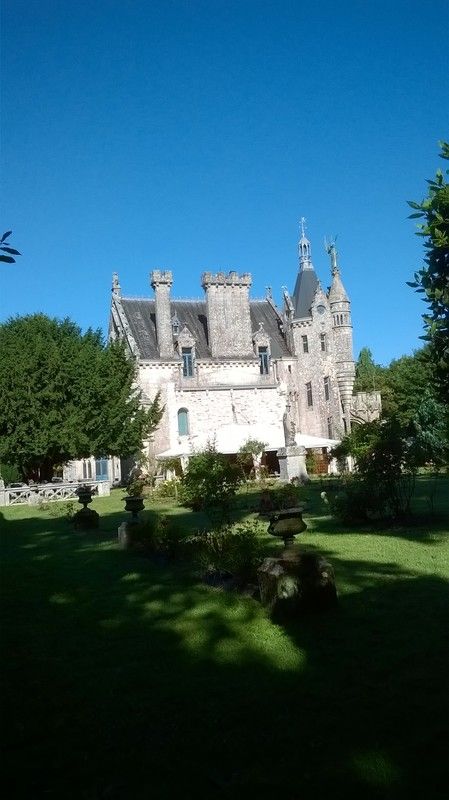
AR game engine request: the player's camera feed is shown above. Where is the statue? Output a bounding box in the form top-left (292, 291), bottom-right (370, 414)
top-left (325, 238), bottom-right (339, 275)
top-left (283, 403), bottom-right (296, 447)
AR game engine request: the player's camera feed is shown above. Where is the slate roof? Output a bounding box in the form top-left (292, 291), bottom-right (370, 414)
top-left (291, 268), bottom-right (319, 318)
top-left (120, 297), bottom-right (291, 360)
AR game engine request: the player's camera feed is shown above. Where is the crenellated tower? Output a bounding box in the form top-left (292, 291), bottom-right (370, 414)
top-left (201, 271), bottom-right (253, 357)
top-left (150, 270), bottom-right (174, 359)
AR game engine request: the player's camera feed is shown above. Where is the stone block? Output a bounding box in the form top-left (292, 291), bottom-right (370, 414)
top-left (257, 550), bottom-right (337, 620)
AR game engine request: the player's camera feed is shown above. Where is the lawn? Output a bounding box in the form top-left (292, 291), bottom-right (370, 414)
top-left (1, 478), bottom-right (448, 799)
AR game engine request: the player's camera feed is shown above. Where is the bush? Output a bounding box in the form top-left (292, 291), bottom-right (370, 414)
top-left (187, 519), bottom-right (265, 583)
top-left (325, 476), bottom-right (389, 524)
top-left (150, 479), bottom-right (180, 501)
top-left (179, 445), bottom-right (242, 522)
top-left (127, 513), bottom-right (184, 559)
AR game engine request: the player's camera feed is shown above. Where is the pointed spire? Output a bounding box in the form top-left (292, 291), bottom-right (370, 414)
top-left (298, 216), bottom-right (313, 271)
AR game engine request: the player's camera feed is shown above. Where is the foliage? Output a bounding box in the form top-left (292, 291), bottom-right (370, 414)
top-left (125, 478), bottom-right (146, 497)
top-left (127, 513), bottom-right (183, 559)
top-left (0, 463), bottom-right (21, 485)
top-left (332, 418), bottom-right (416, 519)
top-left (150, 478), bottom-right (180, 500)
top-left (187, 518), bottom-right (265, 582)
top-left (179, 444), bottom-right (242, 521)
top-left (408, 394), bottom-right (449, 469)
top-left (237, 438), bottom-right (267, 480)
top-left (0, 314), bottom-right (164, 481)
top-left (408, 141), bottom-right (449, 402)
top-left (354, 347), bottom-right (384, 393)
top-left (37, 500), bottom-right (76, 520)
top-left (354, 345), bottom-right (434, 426)
top-left (0, 231), bottom-right (20, 264)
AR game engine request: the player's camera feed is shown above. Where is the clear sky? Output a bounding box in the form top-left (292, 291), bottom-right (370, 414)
top-left (1, 0), bottom-right (448, 365)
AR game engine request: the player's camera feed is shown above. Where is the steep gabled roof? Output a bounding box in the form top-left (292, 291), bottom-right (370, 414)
top-left (291, 268), bottom-right (319, 318)
top-left (119, 297), bottom-right (291, 360)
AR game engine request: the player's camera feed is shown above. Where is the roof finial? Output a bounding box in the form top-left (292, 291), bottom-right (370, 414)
top-left (298, 215), bottom-right (312, 270)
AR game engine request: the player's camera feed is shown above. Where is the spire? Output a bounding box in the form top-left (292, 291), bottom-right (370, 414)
top-left (298, 216), bottom-right (313, 271)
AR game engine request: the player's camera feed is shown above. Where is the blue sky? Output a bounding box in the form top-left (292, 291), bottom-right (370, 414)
top-left (2, 0), bottom-right (448, 365)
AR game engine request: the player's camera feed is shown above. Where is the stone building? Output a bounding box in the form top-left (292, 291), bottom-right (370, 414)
top-left (105, 223), bottom-right (380, 476)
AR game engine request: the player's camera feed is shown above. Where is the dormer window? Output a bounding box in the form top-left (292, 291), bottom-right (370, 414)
top-left (182, 347), bottom-right (194, 378)
top-left (171, 314), bottom-right (180, 336)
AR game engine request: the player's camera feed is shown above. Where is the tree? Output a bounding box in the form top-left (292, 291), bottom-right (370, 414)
top-left (381, 348), bottom-right (434, 426)
top-left (354, 347), bottom-right (383, 393)
top-left (0, 231), bottom-right (20, 263)
top-left (408, 141), bottom-right (449, 401)
top-left (0, 314), bottom-right (163, 482)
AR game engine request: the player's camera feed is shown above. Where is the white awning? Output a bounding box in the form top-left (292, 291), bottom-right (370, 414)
top-left (157, 424), bottom-right (340, 458)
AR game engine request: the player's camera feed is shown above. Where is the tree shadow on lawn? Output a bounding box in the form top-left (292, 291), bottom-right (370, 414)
top-left (1, 511), bottom-right (448, 799)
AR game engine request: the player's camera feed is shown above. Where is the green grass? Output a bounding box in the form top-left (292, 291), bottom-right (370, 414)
top-left (1, 478), bottom-right (448, 799)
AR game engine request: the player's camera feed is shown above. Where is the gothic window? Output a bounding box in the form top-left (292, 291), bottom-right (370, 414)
top-left (182, 347), bottom-right (194, 377)
top-left (302, 335), bottom-right (309, 353)
top-left (320, 333), bottom-right (327, 352)
top-left (177, 408), bottom-right (189, 436)
top-left (306, 381), bottom-right (313, 408)
top-left (324, 376), bottom-right (330, 401)
top-left (258, 346), bottom-right (269, 375)
top-left (327, 416), bottom-right (333, 439)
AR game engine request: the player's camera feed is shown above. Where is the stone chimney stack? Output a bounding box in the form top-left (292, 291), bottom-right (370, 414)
top-left (201, 271), bottom-right (253, 358)
top-left (150, 270), bottom-right (174, 358)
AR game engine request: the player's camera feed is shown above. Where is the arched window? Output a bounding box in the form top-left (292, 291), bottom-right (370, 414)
top-left (178, 408), bottom-right (189, 436)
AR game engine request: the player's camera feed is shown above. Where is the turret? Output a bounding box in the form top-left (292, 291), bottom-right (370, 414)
top-left (327, 242), bottom-right (355, 431)
top-left (150, 270), bottom-right (174, 358)
top-left (291, 218), bottom-right (319, 319)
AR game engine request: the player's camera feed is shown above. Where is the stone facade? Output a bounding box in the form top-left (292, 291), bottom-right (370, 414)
top-left (107, 227), bottom-right (380, 468)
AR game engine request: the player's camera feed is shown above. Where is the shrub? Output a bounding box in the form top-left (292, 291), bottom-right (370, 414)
top-left (187, 519), bottom-right (265, 583)
top-left (179, 445), bottom-right (242, 522)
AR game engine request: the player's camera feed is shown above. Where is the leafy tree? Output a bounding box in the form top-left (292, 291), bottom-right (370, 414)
top-left (354, 347), bottom-right (383, 393)
top-left (408, 141), bottom-right (449, 401)
top-left (381, 348), bottom-right (434, 426)
top-left (332, 418), bottom-right (416, 519)
top-left (0, 314), bottom-right (163, 482)
top-left (0, 231), bottom-right (21, 263)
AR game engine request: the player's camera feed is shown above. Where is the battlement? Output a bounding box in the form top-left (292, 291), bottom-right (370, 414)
top-left (201, 271), bottom-right (252, 289)
top-left (150, 270), bottom-right (173, 288)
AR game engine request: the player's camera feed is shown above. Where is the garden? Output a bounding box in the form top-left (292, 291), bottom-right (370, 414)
top-left (1, 473), bottom-right (448, 799)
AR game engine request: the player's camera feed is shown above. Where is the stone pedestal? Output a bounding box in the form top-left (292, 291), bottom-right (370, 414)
top-left (277, 445), bottom-right (309, 484)
top-left (73, 507), bottom-right (99, 531)
top-left (258, 548), bottom-right (338, 620)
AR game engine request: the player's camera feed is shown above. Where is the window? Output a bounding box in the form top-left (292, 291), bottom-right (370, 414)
top-left (288, 364), bottom-right (292, 373)
top-left (302, 335), bottom-right (309, 353)
top-left (324, 375), bottom-right (330, 401)
top-left (177, 408), bottom-right (189, 436)
top-left (182, 347), bottom-right (194, 377)
top-left (306, 381), bottom-right (313, 407)
top-left (95, 458), bottom-right (108, 482)
top-left (343, 417), bottom-right (347, 434)
top-left (320, 333), bottom-right (326, 352)
top-left (172, 316), bottom-right (180, 335)
top-left (258, 346), bottom-right (269, 375)
top-left (327, 417), bottom-right (333, 439)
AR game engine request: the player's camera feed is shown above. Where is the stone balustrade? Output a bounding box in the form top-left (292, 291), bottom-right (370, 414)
top-left (0, 480), bottom-right (111, 507)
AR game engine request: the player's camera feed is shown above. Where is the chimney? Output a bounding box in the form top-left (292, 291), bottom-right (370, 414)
top-left (150, 270), bottom-right (174, 358)
top-left (201, 271), bottom-right (253, 357)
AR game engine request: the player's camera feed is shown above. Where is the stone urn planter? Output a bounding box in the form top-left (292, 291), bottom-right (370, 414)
top-left (73, 484), bottom-right (99, 531)
top-left (266, 506), bottom-right (307, 547)
top-left (123, 494), bottom-right (145, 521)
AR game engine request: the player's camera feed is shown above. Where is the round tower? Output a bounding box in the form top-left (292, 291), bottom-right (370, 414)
top-left (327, 243), bottom-right (355, 432)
